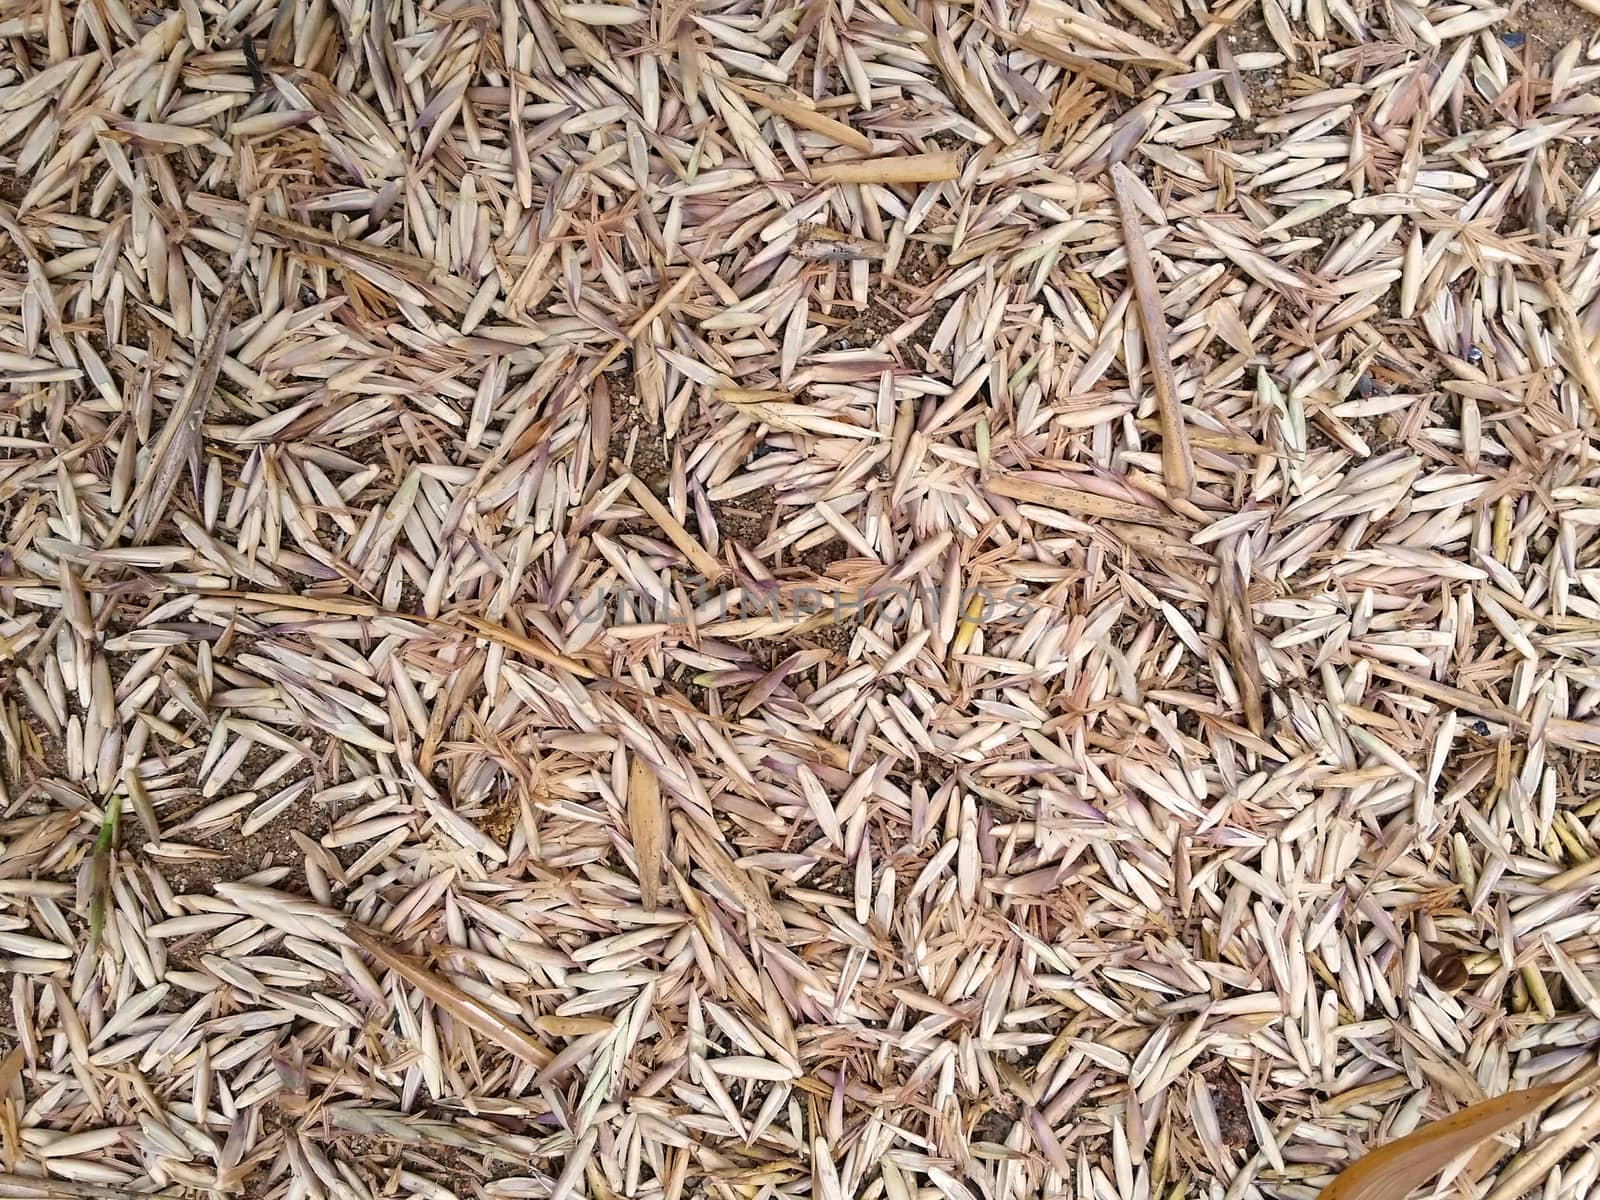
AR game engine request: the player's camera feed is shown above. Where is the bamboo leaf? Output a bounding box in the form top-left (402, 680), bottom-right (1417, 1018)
top-left (1322, 1084), bottom-right (1563, 1200)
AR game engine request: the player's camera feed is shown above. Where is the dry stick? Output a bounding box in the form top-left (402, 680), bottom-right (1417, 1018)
top-left (618, 469), bottom-right (728, 583)
top-left (1215, 536), bottom-right (1266, 735)
top-left (196, 590), bottom-right (600, 678)
top-left (124, 196), bottom-right (265, 551)
top-left (191, 589), bottom-right (854, 768)
top-left (577, 267), bottom-right (701, 392)
top-left (1174, 0), bottom-right (1257, 63)
top-left (986, 474), bottom-right (1193, 528)
top-left (68, 197), bottom-right (262, 633)
top-left (724, 80), bottom-right (872, 152)
top-left (1364, 662), bottom-right (1530, 728)
top-left (793, 227), bottom-right (888, 262)
top-left (1111, 163), bottom-right (1195, 501)
top-left (672, 811), bottom-right (784, 935)
top-left (189, 195), bottom-right (452, 287)
top-left (195, 591), bottom-right (852, 780)
top-left (999, 31), bottom-right (1137, 95)
top-left (811, 152), bottom-right (961, 185)
top-left (1365, 662), bottom-right (1600, 751)
top-left (74, 197), bottom-right (264, 605)
top-left (1548, 715), bottom-right (1600, 751)
top-left (346, 925), bottom-right (554, 1069)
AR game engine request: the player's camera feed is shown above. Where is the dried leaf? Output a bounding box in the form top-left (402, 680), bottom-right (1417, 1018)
top-left (348, 925), bottom-right (553, 1070)
top-left (0, 1047), bottom-right (23, 1096)
top-left (1322, 1085), bottom-right (1564, 1200)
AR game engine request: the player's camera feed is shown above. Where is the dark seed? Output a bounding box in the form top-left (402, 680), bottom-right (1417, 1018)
top-left (242, 37), bottom-right (265, 90)
top-left (1426, 951), bottom-right (1470, 993)
top-left (1501, 32), bottom-right (1526, 48)
top-left (1210, 1073), bottom-right (1253, 1150)
top-left (1466, 345), bottom-right (1483, 365)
